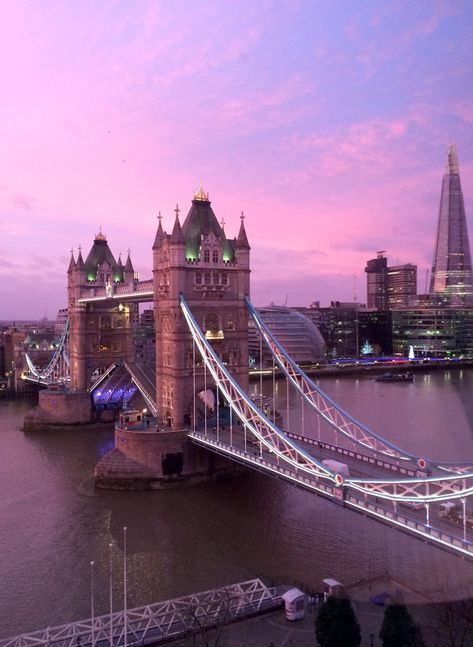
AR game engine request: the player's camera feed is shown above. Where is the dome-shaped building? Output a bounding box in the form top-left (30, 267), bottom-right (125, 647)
top-left (249, 305), bottom-right (326, 367)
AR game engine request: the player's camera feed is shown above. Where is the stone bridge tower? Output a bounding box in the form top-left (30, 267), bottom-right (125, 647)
top-left (68, 231), bottom-right (135, 392)
top-left (153, 187), bottom-right (250, 430)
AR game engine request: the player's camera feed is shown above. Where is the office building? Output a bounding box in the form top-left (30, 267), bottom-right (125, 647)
top-left (430, 144), bottom-right (473, 304)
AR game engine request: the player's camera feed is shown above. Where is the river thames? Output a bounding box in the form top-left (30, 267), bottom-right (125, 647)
top-left (1, 368), bottom-right (473, 637)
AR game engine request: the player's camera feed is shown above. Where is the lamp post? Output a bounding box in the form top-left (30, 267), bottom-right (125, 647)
top-left (109, 543), bottom-right (113, 647)
top-left (462, 498), bottom-right (467, 543)
top-left (123, 527), bottom-right (127, 647)
top-left (90, 561), bottom-right (95, 647)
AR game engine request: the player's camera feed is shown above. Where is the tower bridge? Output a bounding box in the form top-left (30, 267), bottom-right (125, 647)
top-left (22, 182), bottom-right (473, 560)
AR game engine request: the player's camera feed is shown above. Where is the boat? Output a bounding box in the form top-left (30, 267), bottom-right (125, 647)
top-left (375, 372), bottom-right (414, 383)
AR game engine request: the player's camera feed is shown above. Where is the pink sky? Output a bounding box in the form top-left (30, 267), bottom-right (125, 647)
top-left (1, 1), bottom-right (473, 319)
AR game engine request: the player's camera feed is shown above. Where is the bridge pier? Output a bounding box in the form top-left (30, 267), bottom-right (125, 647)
top-left (23, 389), bottom-right (114, 431)
top-left (94, 424), bottom-right (241, 489)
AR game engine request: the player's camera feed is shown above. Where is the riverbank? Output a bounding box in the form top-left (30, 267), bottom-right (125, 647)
top-left (250, 358), bottom-right (473, 380)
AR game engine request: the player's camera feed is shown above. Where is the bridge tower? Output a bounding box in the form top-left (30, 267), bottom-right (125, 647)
top-left (68, 231), bottom-right (135, 392)
top-left (153, 187), bottom-right (250, 430)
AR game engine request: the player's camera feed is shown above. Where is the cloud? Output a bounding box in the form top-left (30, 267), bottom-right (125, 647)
top-left (12, 192), bottom-right (35, 211)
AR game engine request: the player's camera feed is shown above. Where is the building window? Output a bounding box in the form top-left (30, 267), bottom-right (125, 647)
top-left (212, 250), bottom-right (219, 263)
top-left (195, 271), bottom-right (202, 285)
top-left (222, 273), bottom-right (228, 286)
top-left (204, 249), bottom-right (210, 263)
top-left (212, 271), bottom-right (220, 284)
top-left (204, 272), bottom-right (211, 284)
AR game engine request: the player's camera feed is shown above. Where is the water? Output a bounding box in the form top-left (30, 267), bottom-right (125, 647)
top-left (1, 370), bottom-right (473, 637)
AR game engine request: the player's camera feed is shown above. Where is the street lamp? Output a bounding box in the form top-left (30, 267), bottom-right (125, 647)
top-left (109, 543), bottom-right (113, 647)
top-left (90, 560), bottom-right (95, 647)
top-left (123, 527), bottom-right (127, 647)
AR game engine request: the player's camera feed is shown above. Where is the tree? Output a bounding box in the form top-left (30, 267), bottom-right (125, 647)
top-left (361, 340), bottom-right (374, 355)
top-left (380, 602), bottom-right (426, 647)
top-left (428, 599), bottom-right (473, 647)
top-left (315, 594), bottom-right (361, 647)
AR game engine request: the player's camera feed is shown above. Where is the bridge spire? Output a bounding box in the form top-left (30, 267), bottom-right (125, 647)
top-left (67, 249), bottom-right (76, 273)
top-left (170, 207), bottom-right (184, 244)
top-left (125, 249), bottom-right (134, 274)
top-left (153, 211), bottom-right (166, 249)
top-left (236, 211), bottom-right (250, 250)
top-left (76, 246), bottom-right (85, 269)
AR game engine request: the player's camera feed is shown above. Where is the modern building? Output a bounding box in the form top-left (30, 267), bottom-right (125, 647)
top-left (311, 302), bottom-right (392, 358)
top-left (392, 308), bottom-right (473, 357)
top-left (316, 302), bottom-right (359, 358)
top-left (430, 144), bottom-right (473, 305)
top-left (365, 252), bottom-right (388, 309)
top-left (390, 145), bottom-right (473, 357)
top-left (248, 305), bottom-right (326, 367)
top-left (387, 264), bottom-right (417, 308)
top-left (365, 253), bottom-right (417, 310)
top-left (358, 309), bottom-right (392, 356)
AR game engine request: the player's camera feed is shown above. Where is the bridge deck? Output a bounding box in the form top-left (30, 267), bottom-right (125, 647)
top-left (187, 427), bottom-right (473, 560)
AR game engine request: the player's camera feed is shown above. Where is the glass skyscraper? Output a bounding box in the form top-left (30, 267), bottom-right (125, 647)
top-left (430, 144), bottom-right (473, 304)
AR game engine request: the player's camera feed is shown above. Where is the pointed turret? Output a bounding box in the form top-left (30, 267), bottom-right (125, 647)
top-left (67, 250), bottom-right (76, 274)
top-left (125, 251), bottom-right (134, 274)
top-left (76, 249), bottom-right (85, 270)
top-left (153, 213), bottom-right (166, 249)
top-left (236, 212), bottom-right (250, 250)
top-left (170, 206), bottom-right (184, 245)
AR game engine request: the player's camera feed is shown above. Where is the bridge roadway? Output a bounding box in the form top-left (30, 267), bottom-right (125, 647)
top-left (186, 425), bottom-right (473, 559)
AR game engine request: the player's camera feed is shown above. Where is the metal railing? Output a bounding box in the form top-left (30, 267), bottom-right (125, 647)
top-left (0, 579), bottom-right (279, 647)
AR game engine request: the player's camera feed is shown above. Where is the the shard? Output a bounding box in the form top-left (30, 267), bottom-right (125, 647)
top-left (430, 144), bottom-right (473, 305)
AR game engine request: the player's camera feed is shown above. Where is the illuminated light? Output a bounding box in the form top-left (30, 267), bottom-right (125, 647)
top-left (335, 473), bottom-right (344, 486)
top-left (222, 250), bottom-right (233, 262)
top-left (417, 457), bottom-right (428, 471)
top-left (87, 274), bottom-right (96, 281)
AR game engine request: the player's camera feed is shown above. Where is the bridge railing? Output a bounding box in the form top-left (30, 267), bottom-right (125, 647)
top-left (188, 431), bottom-right (473, 559)
top-left (283, 431), bottom-right (418, 477)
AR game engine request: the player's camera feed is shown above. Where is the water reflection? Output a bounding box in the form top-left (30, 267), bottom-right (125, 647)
top-left (1, 372), bottom-right (473, 637)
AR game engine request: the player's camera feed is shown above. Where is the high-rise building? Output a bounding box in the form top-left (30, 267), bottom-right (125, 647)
top-left (365, 251), bottom-right (388, 309)
top-left (365, 253), bottom-right (417, 310)
top-left (387, 264), bottom-right (417, 308)
top-left (430, 144), bottom-right (473, 304)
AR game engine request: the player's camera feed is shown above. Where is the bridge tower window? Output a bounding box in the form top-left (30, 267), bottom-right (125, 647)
top-left (212, 250), bottom-right (219, 263)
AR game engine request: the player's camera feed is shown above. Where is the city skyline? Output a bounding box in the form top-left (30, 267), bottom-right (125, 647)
top-left (1, 1), bottom-right (473, 319)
